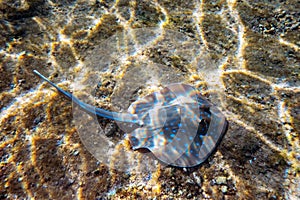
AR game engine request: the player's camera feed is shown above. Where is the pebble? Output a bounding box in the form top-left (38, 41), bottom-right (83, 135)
top-left (220, 185), bottom-right (228, 193)
top-left (73, 150), bottom-right (79, 156)
top-left (215, 176), bottom-right (227, 185)
top-left (192, 172), bottom-right (202, 186)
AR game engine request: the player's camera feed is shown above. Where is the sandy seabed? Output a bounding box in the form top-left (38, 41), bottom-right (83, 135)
top-left (0, 0), bottom-right (299, 199)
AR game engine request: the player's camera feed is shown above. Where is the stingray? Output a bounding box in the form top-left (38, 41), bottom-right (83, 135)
top-left (33, 70), bottom-right (228, 167)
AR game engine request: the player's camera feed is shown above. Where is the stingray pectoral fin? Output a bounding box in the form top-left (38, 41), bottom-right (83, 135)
top-left (197, 106), bottom-right (228, 161)
top-left (33, 70), bottom-right (139, 124)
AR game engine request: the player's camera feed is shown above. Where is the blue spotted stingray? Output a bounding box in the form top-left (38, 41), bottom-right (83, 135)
top-left (33, 70), bottom-right (228, 167)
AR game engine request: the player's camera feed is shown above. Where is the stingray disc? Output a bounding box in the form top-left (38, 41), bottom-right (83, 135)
top-left (127, 83), bottom-right (228, 167)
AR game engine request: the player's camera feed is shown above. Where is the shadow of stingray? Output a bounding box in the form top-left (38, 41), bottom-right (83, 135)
top-left (219, 122), bottom-right (288, 198)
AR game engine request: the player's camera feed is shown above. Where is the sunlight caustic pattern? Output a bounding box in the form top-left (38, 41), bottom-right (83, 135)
top-left (0, 0), bottom-right (299, 199)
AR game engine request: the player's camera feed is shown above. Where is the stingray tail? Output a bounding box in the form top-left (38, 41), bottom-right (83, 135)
top-left (33, 70), bottom-right (140, 124)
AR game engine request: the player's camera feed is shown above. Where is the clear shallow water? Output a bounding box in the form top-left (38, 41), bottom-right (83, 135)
top-left (0, 0), bottom-right (299, 199)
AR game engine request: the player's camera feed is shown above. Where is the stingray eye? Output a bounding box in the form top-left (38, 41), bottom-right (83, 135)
top-left (198, 119), bottom-right (210, 136)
